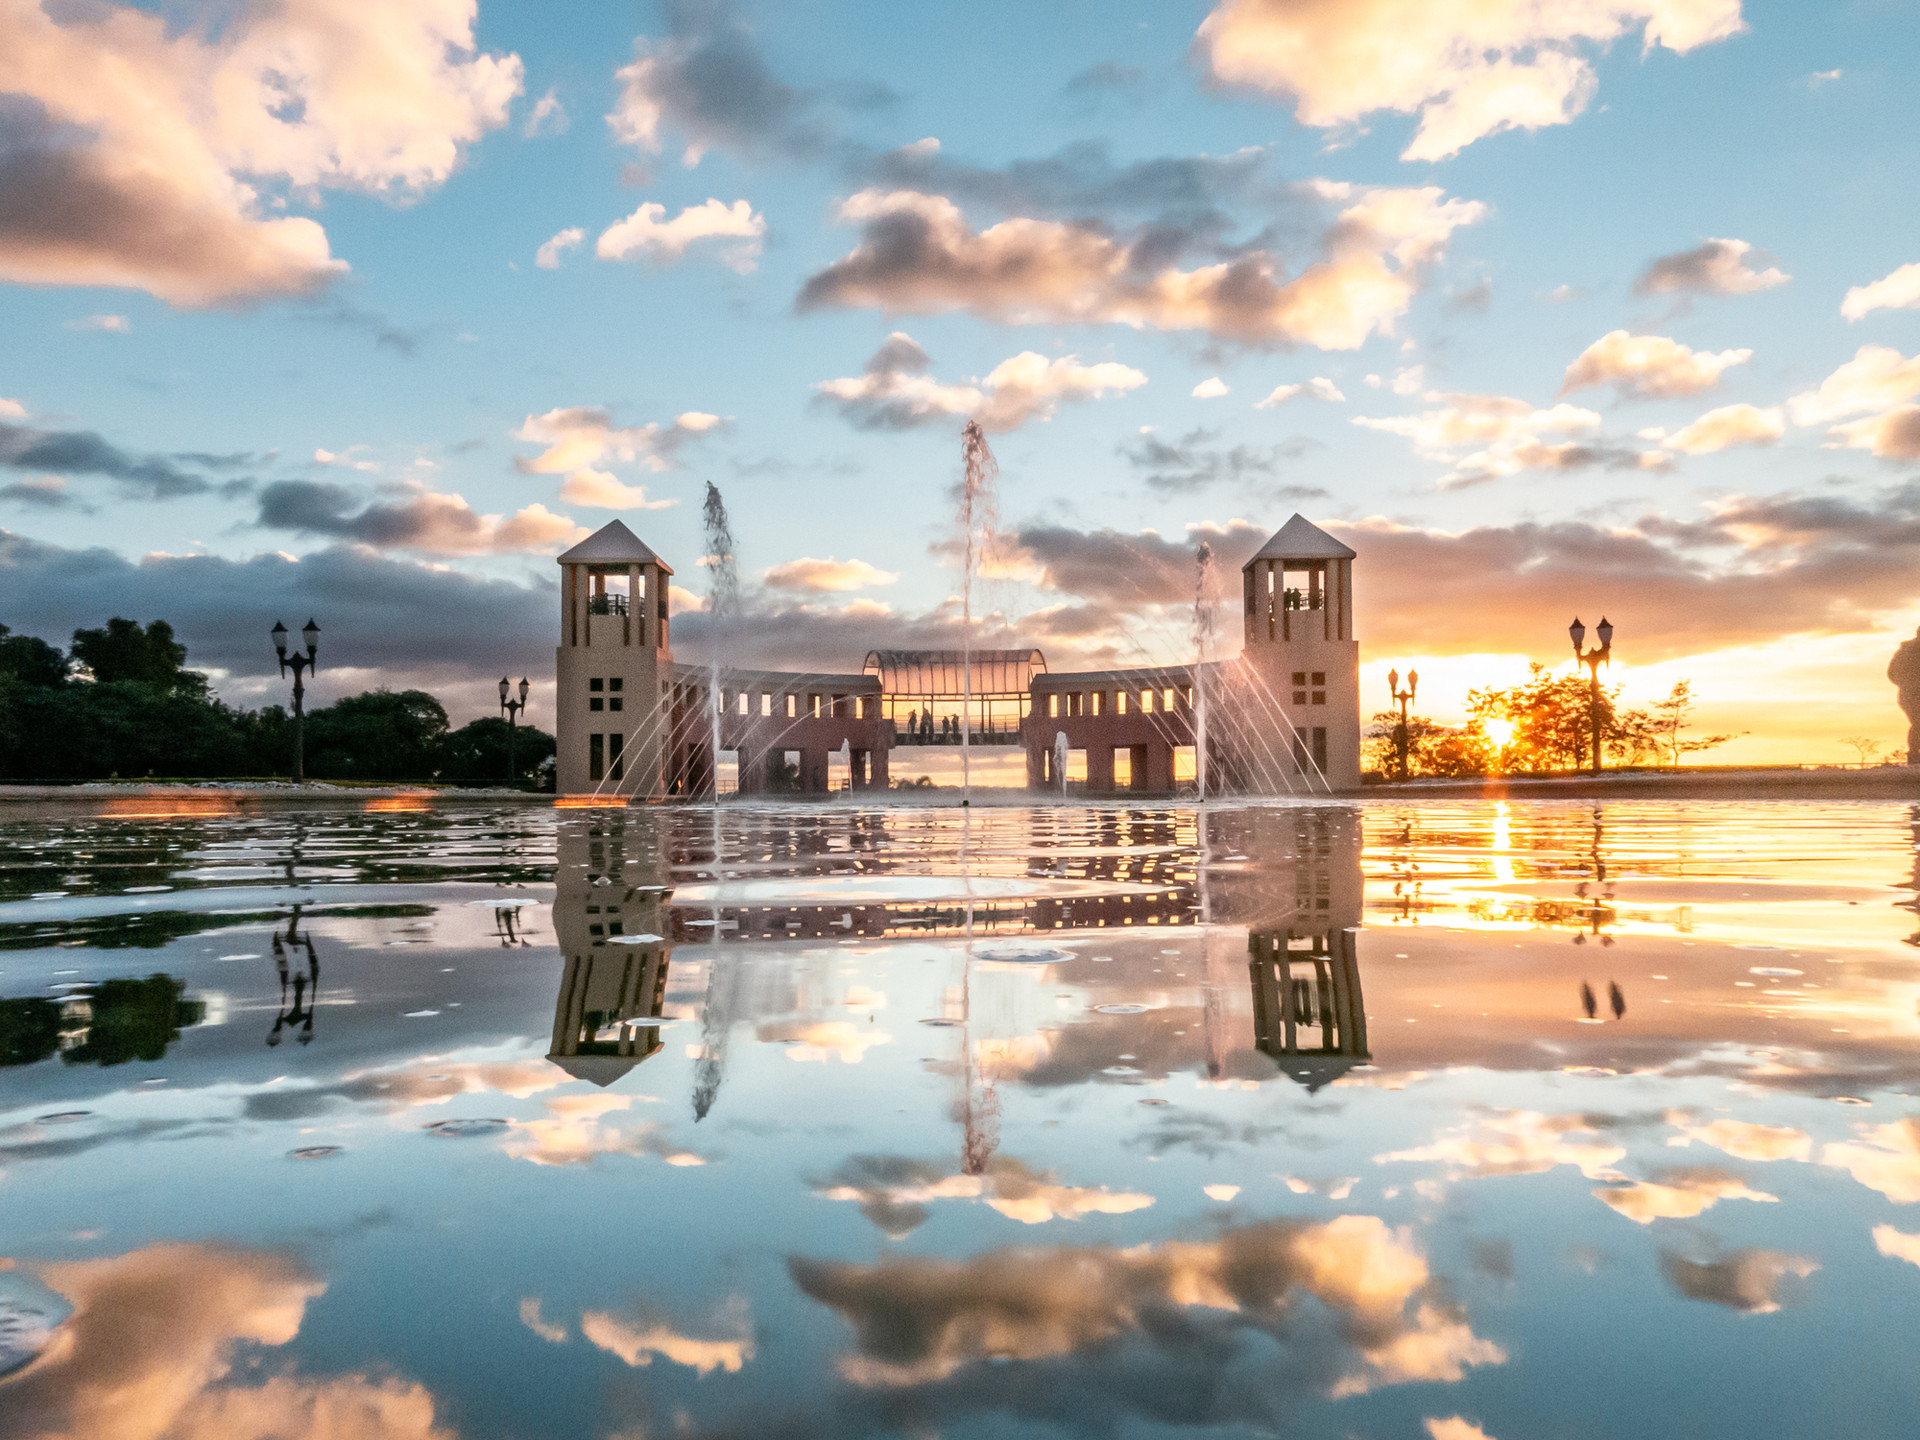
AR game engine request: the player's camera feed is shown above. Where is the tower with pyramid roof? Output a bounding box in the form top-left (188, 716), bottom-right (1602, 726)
top-left (555, 520), bottom-right (674, 797)
top-left (1240, 514), bottom-right (1360, 790)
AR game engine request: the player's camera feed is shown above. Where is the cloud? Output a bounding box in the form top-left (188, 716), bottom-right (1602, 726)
top-left (1822, 1118), bottom-right (1920, 1203)
top-left (1842, 261), bottom-right (1920, 321)
top-left (1192, 376), bottom-right (1231, 398)
top-left (787, 1215), bottom-right (1502, 1429)
top-left (2, 1242), bottom-right (452, 1440)
top-left (1872, 1226), bottom-right (1920, 1269)
top-left (1257, 377), bottom-right (1345, 406)
top-left (595, 197), bottom-right (766, 272)
top-left (1593, 1167), bottom-right (1777, 1223)
top-left (1058, 62), bottom-right (1148, 114)
top-left (313, 447), bottom-right (379, 472)
top-left (814, 332), bottom-right (1146, 432)
top-left (255, 480), bottom-right (585, 556)
top-left (1664, 1114), bottom-right (1810, 1162)
top-left (513, 406), bottom-right (719, 506)
top-left (1355, 391), bottom-right (1623, 483)
top-left (1427, 1421), bottom-right (1498, 1440)
top-left (607, 0), bottom-right (821, 166)
top-left (535, 227), bottom-right (584, 269)
top-left (0, 0), bottom-right (521, 306)
top-left (1562, 331), bottom-right (1752, 398)
top-left (239, 1057), bottom-right (565, 1122)
top-left (0, 420), bottom-right (218, 499)
top-left (502, 1093), bottom-right (701, 1169)
top-left (1117, 426), bottom-right (1319, 496)
top-left (580, 1305), bottom-right (753, 1376)
top-left (65, 313), bottom-right (131, 333)
top-left (1634, 238), bottom-right (1788, 297)
top-left (0, 528), bottom-right (561, 690)
top-left (1378, 1109), bottom-right (1626, 1181)
top-left (1659, 1248), bottom-right (1816, 1312)
top-left (1652, 402), bottom-right (1784, 455)
top-left (519, 1297), bottom-right (569, 1344)
top-left (764, 557), bottom-right (898, 592)
top-left (814, 1154), bottom-right (1153, 1236)
top-left (1791, 346), bottom-right (1920, 424)
top-left (1, 475), bottom-right (78, 508)
top-left (796, 184), bottom-right (1484, 349)
top-left (1193, 0), bottom-right (1744, 161)
top-left (523, 88), bottom-right (568, 138)
top-left (0, 396), bottom-right (24, 420)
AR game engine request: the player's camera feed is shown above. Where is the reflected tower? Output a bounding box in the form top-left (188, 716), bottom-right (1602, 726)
top-left (549, 812), bottom-right (673, 1086)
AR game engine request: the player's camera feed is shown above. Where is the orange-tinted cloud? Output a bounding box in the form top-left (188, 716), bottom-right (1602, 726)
top-left (1562, 331), bottom-right (1752, 398)
top-left (815, 333), bottom-right (1146, 432)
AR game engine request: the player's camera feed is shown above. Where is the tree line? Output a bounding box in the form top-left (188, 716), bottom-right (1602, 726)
top-left (0, 618), bottom-right (553, 784)
top-left (1363, 666), bottom-right (1742, 778)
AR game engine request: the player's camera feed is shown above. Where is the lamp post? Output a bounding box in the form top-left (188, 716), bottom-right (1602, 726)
top-left (1569, 616), bottom-right (1613, 776)
top-left (272, 618), bottom-right (319, 783)
top-left (499, 675), bottom-right (530, 785)
top-left (1387, 667), bottom-right (1418, 781)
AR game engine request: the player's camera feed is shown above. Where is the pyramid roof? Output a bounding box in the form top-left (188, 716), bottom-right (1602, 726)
top-left (558, 519), bottom-right (673, 572)
top-left (1244, 513), bottom-right (1356, 565)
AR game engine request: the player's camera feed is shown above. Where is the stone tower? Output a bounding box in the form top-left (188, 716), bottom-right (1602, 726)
top-left (1240, 514), bottom-right (1360, 791)
top-left (555, 520), bottom-right (673, 798)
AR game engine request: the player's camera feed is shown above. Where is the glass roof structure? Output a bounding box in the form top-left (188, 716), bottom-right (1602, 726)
top-left (863, 649), bottom-right (1047, 698)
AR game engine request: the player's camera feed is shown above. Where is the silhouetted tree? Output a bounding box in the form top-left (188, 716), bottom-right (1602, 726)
top-left (0, 624), bottom-right (68, 687)
top-left (70, 618), bottom-right (208, 696)
top-left (439, 715), bottom-right (556, 784)
top-left (303, 689), bottom-right (449, 780)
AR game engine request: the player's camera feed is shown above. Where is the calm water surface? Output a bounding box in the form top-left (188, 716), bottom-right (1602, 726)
top-left (0, 797), bottom-right (1916, 1439)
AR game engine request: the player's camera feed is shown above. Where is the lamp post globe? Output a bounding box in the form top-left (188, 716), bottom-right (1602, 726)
top-left (1569, 617), bottom-right (1586, 656)
top-left (1570, 616), bottom-right (1614, 777)
top-left (273, 619), bottom-right (319, 784)
top-left (1596, 616), bottom-right (1613, 653)
top-left (498, 676), bottom-right (510, 705)
top-left (500, 674), bottom-right (531, 786)
top-left (271, 620), bottom-right (288, 659)
top-left (518, 677), bottom-right (530, 707)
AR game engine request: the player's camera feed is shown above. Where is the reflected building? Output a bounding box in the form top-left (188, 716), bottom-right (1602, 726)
top-left (1211, 807), bottom-right (1369, 1091)
top-left (549, 814), bottom-right (675, 1087)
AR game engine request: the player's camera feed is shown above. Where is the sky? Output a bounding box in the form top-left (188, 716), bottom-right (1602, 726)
top-left (2, 0), bottom-right (1918, 763)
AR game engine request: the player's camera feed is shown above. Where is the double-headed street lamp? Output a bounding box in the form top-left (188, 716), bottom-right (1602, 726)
top-left (272, 618), bottom-right (319, 783)
top-left (1569, 616), bottom-right (1613, 776)
top-left (1387, 667), bottom-right (1418, 781)
top-left (500, 675), bottom-right (531, 785)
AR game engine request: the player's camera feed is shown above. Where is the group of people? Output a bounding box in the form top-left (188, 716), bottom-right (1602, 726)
top-left (899, 708), bottom-right (968, 743)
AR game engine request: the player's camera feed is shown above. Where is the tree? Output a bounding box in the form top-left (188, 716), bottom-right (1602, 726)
top-left (303, 689), bottom-right (450, 780)
top-left (1363, 712), bottom-right (1485, 777)
top-left (70, 618), bottom-right (208, 697)
top-left (1467, 664), bottom-right (1611, 772)
top-left (439, 715), bottom-right (556, 784)
top-left (0, 623), bottom-right (68, 687)
top-left (1841, 735), bottom-right (1882, 765)
top-left (1644, 680), bottom-right (1738, 767)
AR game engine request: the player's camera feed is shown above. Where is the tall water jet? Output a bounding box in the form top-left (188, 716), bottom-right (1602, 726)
top-left (958, 422), bottom-right (999, 804)
top-left (1193, 541), bottom-right (1217, 803)
top-left (701, 482), bottom-right (740, 802)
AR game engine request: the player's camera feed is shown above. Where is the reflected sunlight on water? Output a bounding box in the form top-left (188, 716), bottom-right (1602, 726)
top-left (0, 797), bottom-right (1915, 1438)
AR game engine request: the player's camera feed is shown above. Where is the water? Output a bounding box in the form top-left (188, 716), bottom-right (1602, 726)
top-left (702, 481), bottom-right (740, 803)
top-left (0, 796), bottom-right (1917, 1438)
top-left (958, 421), bottom-right (999, 804)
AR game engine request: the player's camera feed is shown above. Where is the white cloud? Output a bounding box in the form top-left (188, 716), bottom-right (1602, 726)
top-left (1391, 364), bottom-right (1426, 395)
top-left (513, 406), bottom-right (719, 506)
top-left (815, 333), bottom-right (1146, 433)
top-left (65, 314), bottom-right (132, 333)
top-left (1426, 1420), bottom-right (1498, 1440)
top-left (1192, 376), bottom-right (1231, 398)
top-left (1193, 0), bottom-right (1745, 161)
top-left (1635, 238), bottom-right (1789, 297)
top-left (1873, 1226), bottom-right (1920, 1269)
top-left (595, 198), bottom-right (766, 272)
top-left (0, 396), bottom-right (28, 420)
top-left (1593, 1170), bottom-right (1778, 1223)
top-left (798, 185), bottom-right (1484, 349)
top-left (764, 557), bottom-right (899, 592)
top-left (1842, 261), bottom-right (1920, 320)
top-left (1561, 330), bottom-right (1752, 398)
top-left (1256, 377), bottom-right (1345, 407)
top-left (523, 87), bottom-right (568, 138)
top-left (314, 447), bottom-right (379, 472)
top-left (1788, 345), bottom-right (1920, 424)
top-left (580, 1309), bottom-right (752, 1376)
top-left (1823, 1119), bottom-right (1920, 1203)
top-left (535, 227), bottom-right (584, 270)
top-left (1809, 68), bottom-right (1842, 88)
top-left (0, 0), bottom-right (522, 306)
top-left (1356, 391), bottom-right (1612, 482)
top-left (1654, 403), bottom-right (1784, 455)
top-left (518, 1297), bottom-right (568, 1344)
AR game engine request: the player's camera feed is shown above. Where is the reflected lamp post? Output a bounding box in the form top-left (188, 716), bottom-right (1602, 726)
top-left (1569, 616), bottom-right (1613, 777)
top-left (272, 618), bottom-right (319, 784)
top-left (1387, 667), bottom-right (1417, 781)
top-left (500, 675), bottom-right (530, 785)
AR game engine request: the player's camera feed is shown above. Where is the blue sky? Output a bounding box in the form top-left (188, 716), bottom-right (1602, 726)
top-left (3, 0), bottom-right (1919, 758)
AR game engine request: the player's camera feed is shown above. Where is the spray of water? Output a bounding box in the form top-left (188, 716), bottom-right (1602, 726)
top-left (701, 482), bottom-right (740, 800)
top-left (1193, 541), bottom-right (1216, 803)
top-left (958, 422), bottom-right (999, 804)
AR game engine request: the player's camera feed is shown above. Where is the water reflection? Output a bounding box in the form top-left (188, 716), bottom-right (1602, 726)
top-left (549, 819), bottom-right (673, 1088)
top-left (266, 906), bottom-right (318, 1048)
top-left (0, 973), bottom-right (202, 1068)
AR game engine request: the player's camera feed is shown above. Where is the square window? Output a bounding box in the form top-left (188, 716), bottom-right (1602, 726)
top-left (1293, 691), bottom-right (1306, 706)
top-left (609, 678), bottom-right (623, 692)
top-left (589, 678), bottom-right (604, 692)
top-left (610, 697), bottom-right (623, 712)
top-left (590, 697), bottom-right (604, 711)
top-left (1312, 691), bottom-right (1325, 705)
top-left (1291, 672), bottom-right (1306, 686)
top-left (1310, 672), bottom-right (1325, 686)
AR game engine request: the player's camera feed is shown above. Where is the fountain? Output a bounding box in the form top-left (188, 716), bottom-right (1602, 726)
top-left (957, 422), bottom-right (999, 805)
top-left (1193, 541), bottom-right (1216, 803)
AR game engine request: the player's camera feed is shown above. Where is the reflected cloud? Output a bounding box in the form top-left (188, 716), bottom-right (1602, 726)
top-left (1378, 1110), bottom-right (1626, 1181)
top-left (501, 1093), bottom-right (699, 1169)
top-left (0, 1243), bottom-right (451, 1439)
top-left (243, 1057), bottom-right (565, 1122)
top-left (788, 1215), bottom-right (1502, 1427)
top-left (815, 1154), bottom-right (1152, 1235)
top-left (1426, 1417), bottom-right (1498, 1440)
top-left (581, 1303), bottom-right (753, 1376)
top-left (1871, 1226), bottom-right (1920, 1269)
top-left (1664, 1112), bottom-right (1811, 1162)
top-left (1593, 1168), bottom-right (1777, 1224)
top-left (1822, 1118), bottom-right (1920, 1203)
top-left (519, 1297), bottom-right (569, 1344)
top-left (1659, 1249), bottom-right (1817, 1313)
